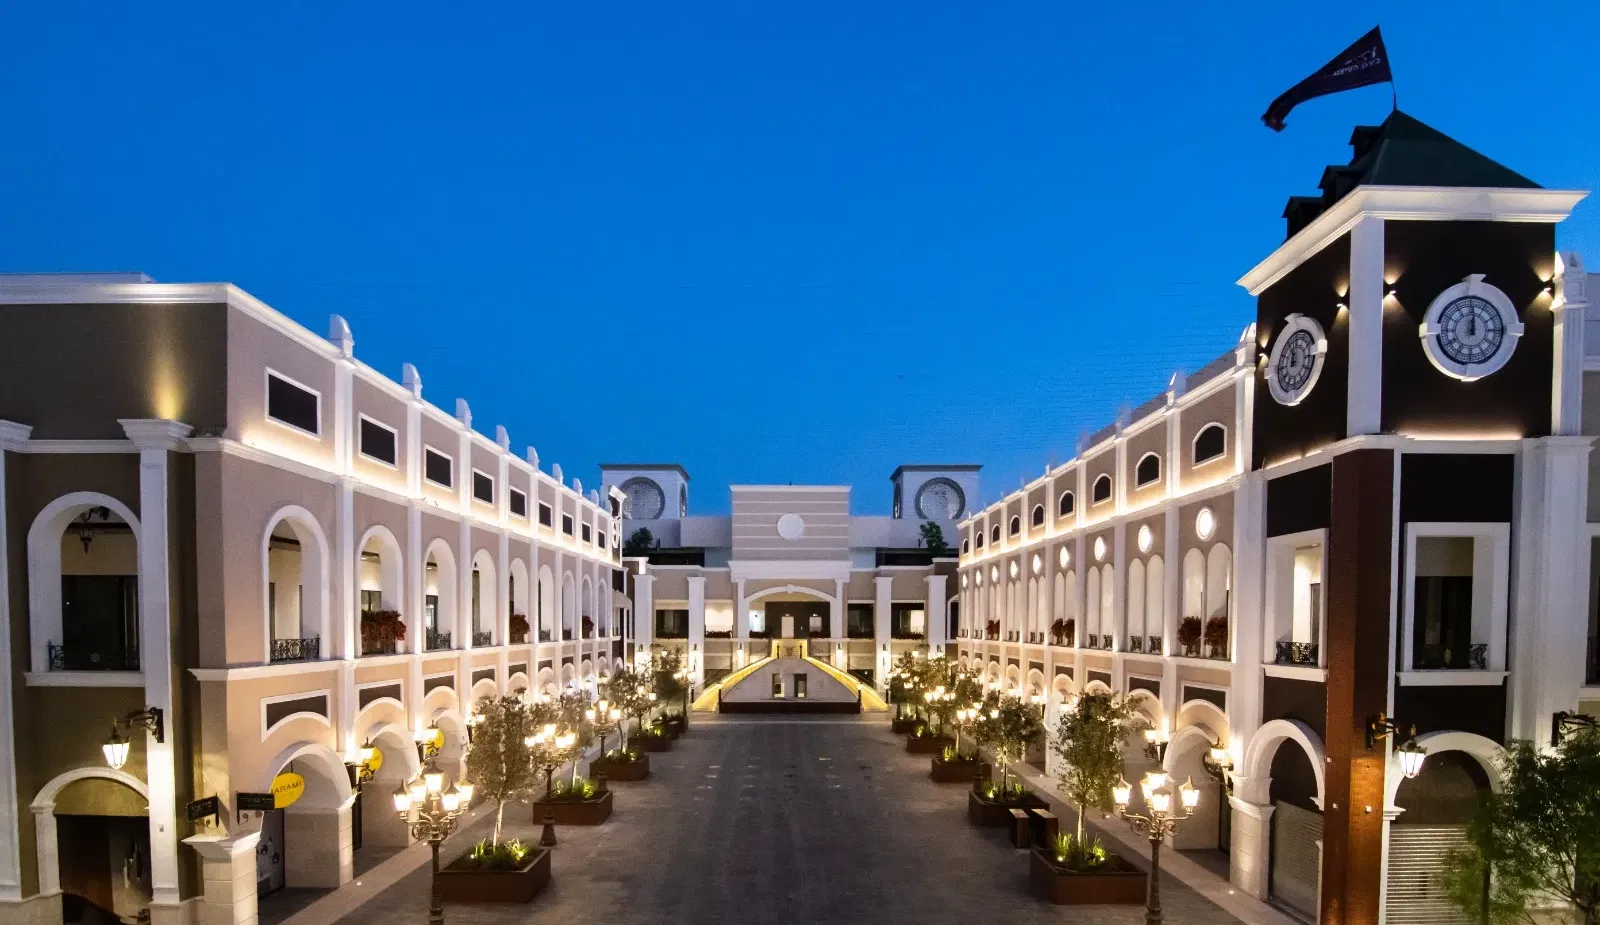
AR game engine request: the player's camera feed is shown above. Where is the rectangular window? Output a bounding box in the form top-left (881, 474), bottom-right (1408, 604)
top-left (424, 448), bottom-right (453, 488)
top-left (358, 416), bottom-right (397, 465)
top-left (809, 614), bottom-right (824, 635)
top-left (538, 503), bottom-right (553, 527)
top-left (1412, 536), bottom-right (1476, 670)
top-left (562, 515), bottom-right (574, 536)
top-left (509, 488), bottom-right (528, 519)
top-left (655, 609), bottom-right (689, 638)
top-left (598, 530), bottom-right (607, 550)
top-left (771, 673), bottom-right (784, 698)
top-left (581, 523), bottom-right (592, 544)
top-left (847, 603), bottom-right (874, 638)
top-left (59, 574), bottom-right (139, 671)
top-left (266, 371), bottom-right (320, 435)
top-left (360, 589), bottom-right (382, 614)
top-left (472, 470), bottom-right (494, 505)
top-left (794, 674), bottom-right (807, 699)
top-left (891, 603), bottom-right (926, 639)
top-left (425, 595), bottom-right (439, 632)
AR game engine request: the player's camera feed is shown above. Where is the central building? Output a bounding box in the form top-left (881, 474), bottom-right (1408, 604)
top-left (601, 464), bottom-right (974, 688)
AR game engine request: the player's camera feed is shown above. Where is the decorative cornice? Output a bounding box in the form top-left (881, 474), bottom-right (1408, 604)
top-left (0, 420), bottom-right (33, 451)
top-left (118, 419), bottom-right (193, 451)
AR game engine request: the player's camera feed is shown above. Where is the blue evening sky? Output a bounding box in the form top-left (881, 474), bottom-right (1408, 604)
top-left (4, 2), bottom-right (1596, 515)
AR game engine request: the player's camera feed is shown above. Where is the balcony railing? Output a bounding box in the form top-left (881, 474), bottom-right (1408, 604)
top-left (511, 632), bottom-right (528, 645)
top-left (538, 629), bottom-right (552, 642)
top-left (271, 637), bottom-right (320, 663)
top-left (1413, 642), bottom-right (1488, 671)
top-left (472, 631), bottom-right (493, 647)
top-left (1275, 640), bottom-right (1319, 666)
top-left (1147, 635), bottom-right (1163, 656)
top-left (48, 640), bottom-right (140, 671)
top-left (425, 630), bottom-right (453, 651)
top-left (361, 634), bottom-right (399, 657)
top-left (1127, 636), bottom-right (1145, 653)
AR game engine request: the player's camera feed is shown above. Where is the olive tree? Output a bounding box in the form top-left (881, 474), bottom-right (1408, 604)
top-left (463, 695), bottom-right (535, 843)
top-left (1052, 691), bottom-right (1137, 840)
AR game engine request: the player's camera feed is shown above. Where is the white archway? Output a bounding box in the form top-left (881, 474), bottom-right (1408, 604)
top-left (262, 505), bottom-right (331, 664)
top-left (1384, 730), bottom-right (1505, 808)
top-left (580, 576), bottom-right (594, 638)
top-left (423, 540), bottom-right (458, 650)
top-left (560, 572), bottom-right (576, 640)
top-left (1240, 718), bottom-right (1327, 807)
top-left (470, 549), bottom-right (498, 645)
top-left (508, 558), bottom-right (530, 642)
top-left (26, 492), bottom-right (142, 674)
top-left (356, 525), bottom-right (404, 615)
top-left (537, 565), bottom-right (555, 641)
top-left (30, 767), bottom-right (150, 897)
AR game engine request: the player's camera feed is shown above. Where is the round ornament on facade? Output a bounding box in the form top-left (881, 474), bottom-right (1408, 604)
top-left (1093, 536), bottom-right (1107, 562)
top-left (1059, 547), bottom-right (1071, 569)
top-left (1195, 506), bottom-right (1217, 541)
top-left (619, 477), bottom-right (665, 519)
top-left (915, 477), bottom-right (966, 520)
top-left (776, 513), bottom-right (806, 540)
top-left (1419, 274), bottom-right (1523, 381)
top-left (961, 573), bottom-right (969, 589)
top-left (1266, 313), bottom-right (1327, 406)
top-left (1137, 524), bottom-right (1153, 554)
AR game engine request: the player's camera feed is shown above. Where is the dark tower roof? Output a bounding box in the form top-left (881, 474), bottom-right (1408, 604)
top-left (1282, 111), bottom-right (1541, 238)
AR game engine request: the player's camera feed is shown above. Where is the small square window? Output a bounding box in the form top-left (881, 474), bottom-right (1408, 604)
top-left (472, 470), bottom-right (494, 505)
top-left (598, 530), bottom-right (607, 549)
top-left (581, 523), bottom-right (593, 543)
top-left (538, 503), bottom-right (553, 527)
top-left (562, 515), bottom-right (574, 536)
top-left (266, 371), bottom-right (320, 435)
top-left (509, 489), bottom-right (528, 518)
top-left (358, 416), bottom-right (397, 465)
top-left (424, 448), bottom-right (453, 488)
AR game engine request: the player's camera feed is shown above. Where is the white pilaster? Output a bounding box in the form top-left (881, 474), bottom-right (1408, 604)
top-left (1552, 252), bottom-right (1588, 436)
top-left (634, 572), bottom-right (655, 652)
top-left (119, 419), bottom-right (192, 912)
top-left (735, 579), bottom-right (748, 641)
top-left (925, 574), bottom-right (948, 647)
top-left (1230, 472), bottom-right (1267, 755)
top-left (0, 421), bottom-right (32, 901)
top-left (1346, 215), bottom-right (1385, 436)
top-left (875, 576), bottom-right (893, 681)
top-left (687, 576), bottom-right (706, 686)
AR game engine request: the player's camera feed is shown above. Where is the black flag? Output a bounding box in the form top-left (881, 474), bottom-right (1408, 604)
top-left (1262, 27), bottom-right (1392, 131)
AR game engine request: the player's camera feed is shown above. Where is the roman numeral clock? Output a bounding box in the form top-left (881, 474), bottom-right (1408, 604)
top-left (1419, 274), bottom-right (1523, 381)
top-left (1266, 313), bottom-right (1328, 406)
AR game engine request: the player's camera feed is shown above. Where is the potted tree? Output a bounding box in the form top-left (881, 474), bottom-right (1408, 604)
top-left (360, 609), bottom-right (406, 654)
top-left (931, 666), bottom-right (988, 783)
top-left (592, 668), bottom-right (652, 781)
top-left (651, 648), bottom-right (688, 737)
top-left (509, 612), bottom-right (530, 645)
top-left (440, 695), bottom-right (550, 902)
top-left (530, 690), bottom-right (613, 825)
top-left (967, 692), bottom-right (1046, 825)
top-left (1177, 616), bottom-right (1203, 657)
top-left (1033, 691), bottom-right (1146, 904)
top-left (1204, 616), bottom-right (1229, 659)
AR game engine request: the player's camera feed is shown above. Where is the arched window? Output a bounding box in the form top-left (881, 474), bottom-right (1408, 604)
top-left (961, 538), bottom-right (970, 555)
top-left (1127, 559), bottom-right (1146, 643)
top-left (1086, 567), bottom-right (1101, 639)
top-left (975, 531), bottom-right (984, 550)
top-left (1031, 505), bottom-right (1045, 528)
top-left (1058, 491), bottom-right (1075, 517)
top-left (1008, 516), bottom-right (1021, 537)
top-left (1182, 549), bottom-right (1205, 618)
top-left (1193, 424), bottom-right (1227, 465)
top-left (1135, 453), bottom-right (1161, 487)
top-left (1092, 474), bottom-right (1113, 505)
top-left (991, 524), bottom-right (1001, 544)
top-left (1146, 556), bottom-right (1164, 651)
top-left (1098, 564), bottom-right (1115, 642)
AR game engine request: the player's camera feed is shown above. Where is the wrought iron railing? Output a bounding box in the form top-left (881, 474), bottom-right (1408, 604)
top-left (425, 630), bottom-right (453, 651)
top-left (538, 629), bottom-right (552, 642)
top-left (511, 632), bottom-right (528, 645)
top-left (1128, 636), bottom-right (1145, 653)
top-left (1086, 633), bottom-right (1099, 649)
top-left (1275, 640), bottom-right (1319, 666)
top-left (271, 637), bottom-right (320, 663)
top-left (47, 641), bottom-right (140, 671)
top-left (1147, 635), bottom-right (1163, 656)
top-left (472, 631), bottom-right (493, 647)
top-left (361, 634), bottom-right (398, 656)
top-left (1413, 642), bottom-right (1489, 671)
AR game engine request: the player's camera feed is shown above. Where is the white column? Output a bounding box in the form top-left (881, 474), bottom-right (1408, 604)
top-left (119, 419), bottom-right (191, 915)
top-left (1346, 215), bottom-right (1385, 436)
top-left (1230, 472), bottom-right (1267, 755)
top-left (0, 422), bottom-right (32, 902)
top-left (687, 576), bottom-right (706, 686)
top-left (1228, 793), bottom-right (1274, 900)
top-left (833, 578), bottom-right (847, 669)
top-left (735, 579), bottom-right (748, 640)
top-left (634, 573), bottom-right (655, 653)
top-left (184, 832), bottom-right (260, 925)
top-left (874, 576), bottom-right (893, 682)
top-left (1508, 437), bottom-right (1592, 744)
top-left (1552, 253), bottom-right (1588, 436)
top-left (925, 574), bottom-right (948, 647)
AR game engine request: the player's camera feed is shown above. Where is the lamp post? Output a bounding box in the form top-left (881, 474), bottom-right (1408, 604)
top-left (1113, 771), bottom-right (1200, 925)
top-left (676, 668), bottom-right (691, 732)
top-left (393, 763), bottom-right (472, 925)
top-left (586, 700), bottom-right (622, 756)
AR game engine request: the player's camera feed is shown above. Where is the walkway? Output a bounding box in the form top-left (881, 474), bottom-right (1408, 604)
top-left (304, 716), bottom-right (1259, 924)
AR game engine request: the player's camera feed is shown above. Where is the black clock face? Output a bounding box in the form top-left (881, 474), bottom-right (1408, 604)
top-left (1275, 329), bottom-right (1318, 394)
top-left (1435, 296), bottom-right (1505, 366)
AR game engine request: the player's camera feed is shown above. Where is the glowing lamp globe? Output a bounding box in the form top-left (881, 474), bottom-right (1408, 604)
top-left (1397, 741), bottom-right (1428, 779)
top-left (1112, 779), bottom-right (1132, 808)
top-left (102, 727), bottom-right (131, 771)
top-left (392, 784), bottom-right (412, 813)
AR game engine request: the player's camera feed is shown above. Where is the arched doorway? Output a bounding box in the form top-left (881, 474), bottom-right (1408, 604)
top-left (253, 743), bottom-right (355, 901)
top-left (31, 768), bottom-right (150, 925)
top-left (508, 558), bottom-right (530, 643)
top-left (1383, 733), bottom-right (1502, 924)
top-left (355, 723), bottom-right (422, 857)
top-left (1267, 742), bottom-right (1323, 921)
top-left (423, 541), bottom-right (457, 651)
top-left (263, 507), bottom-right (329, 663)
top-left (1162, 722), bottom-right (1225, 852)
top-left (357, 526), bottom-right (404, 656)
top-left (469, 550), bottom-right (497, 647)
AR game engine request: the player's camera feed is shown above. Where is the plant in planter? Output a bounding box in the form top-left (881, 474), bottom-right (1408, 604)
top-left (591, 745), bottom-right (650, 781)
top-left (975, 691), bottom-right (1043, 790)
top-left (967, 777), bottom-right (1046, 825)
top-left (650, 647), bottom-right (688, 727)
top-left (635, 722), bottom-right (673, 752)
top-left (1049, 618), bottom-right (1074, 647)
top-left (580, 615), bottom-right (595, 639)
top-left (535, 775), bottom-right (614, 825)
top-left (463, 695), bottom-right (536, 846)
top-left (1204, 616), bottom-right (1229, 659)
top-left (985, 619), bottom-right (1001, 641)
top-left (438, 837), bottom-right (551, 904)
top-left (1176, 616), bottom-right (1203, 657)
top-left (1030, 832), bottom-right (1146, 906)
top-left (600, 667), bottom-right (653, 750)
top-left (508, 613), bottom-right (530, 643)
top-left (931, 743), bottom-right (985, 783)
top-left (360, 609), bottom-right (406, 649)
top-left (1052, 690), bottom-right (1137, 842)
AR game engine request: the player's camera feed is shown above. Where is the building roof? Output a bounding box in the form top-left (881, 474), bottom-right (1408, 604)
top-left (889, 464), bottom-right (982, 481)
top-left (1283, 110), bottom-right (1540, 237)
top-left (599, 463), bottom-right (690, 480)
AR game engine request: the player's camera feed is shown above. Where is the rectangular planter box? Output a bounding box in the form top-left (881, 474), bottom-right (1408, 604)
top-left (437, 847), bottom-right (551, 903)
top-left (891, 717), bottom-right (920, 734)
top-left (929, 756), bottom-right (987, 783)
top-left (905, 734), bottom-right (952, 755)
top-left (662, 717), bottom-right (686, 738)
top-left (1029, 847), bottom-right (1147, 905)
top-left (591, 754), bottom-right (650, 781)
top-left (531, 789), bottom-right (613, 825)
top-left (637, 734), bottom-right (672, 753)
top-left (967, 788), bottom-right (1046, 827)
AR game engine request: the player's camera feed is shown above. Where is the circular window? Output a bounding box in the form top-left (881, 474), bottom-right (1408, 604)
top-left (1059, 547), bottom-right (1071, 569)
top-left (1195, 507), bottom-right (1216, 541)
top-left (1031, 553), bottom-right (1043, 575)
top-left (990, 565), bottom-right (1000, 583)
top-left (777, 513), bottom-right (806, 541)
top-left (1093, 536), bottom-right (1107, 562)
top-left (619, 477), bottom-right (665, 519)
top-left (916, 477), bottom-right (966, 520)
top-left (1008, 560), bottom-right (1019, 580)
top-left (976, 570), bottom-right (984, 587)
top-left (1137, 524), bottom-right (1154, 554)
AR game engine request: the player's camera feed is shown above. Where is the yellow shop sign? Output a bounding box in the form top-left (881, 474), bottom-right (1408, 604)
top-left (271, 772), bottom-right (305, 809)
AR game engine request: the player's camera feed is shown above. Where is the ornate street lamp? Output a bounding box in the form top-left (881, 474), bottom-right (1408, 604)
top-left (1143, 727), bottom-right (1171, 764)
top-left (1114, 771), bottom-right (1200, 925)
top-left (393, 762), bottom-right (472, 925)
top-left (586, 700), bottom-right (623, 755)
top-left (1367, 712), bottom-right (1427, 779)
top-left (101, 708), bottom-right (164, 770)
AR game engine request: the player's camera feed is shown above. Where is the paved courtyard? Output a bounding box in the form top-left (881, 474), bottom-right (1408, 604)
top-left (318, 716), bottom-right (1248, 925)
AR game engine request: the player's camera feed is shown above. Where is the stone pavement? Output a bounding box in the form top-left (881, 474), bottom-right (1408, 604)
top-left (296, 716), bottom-right (1253, 924)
